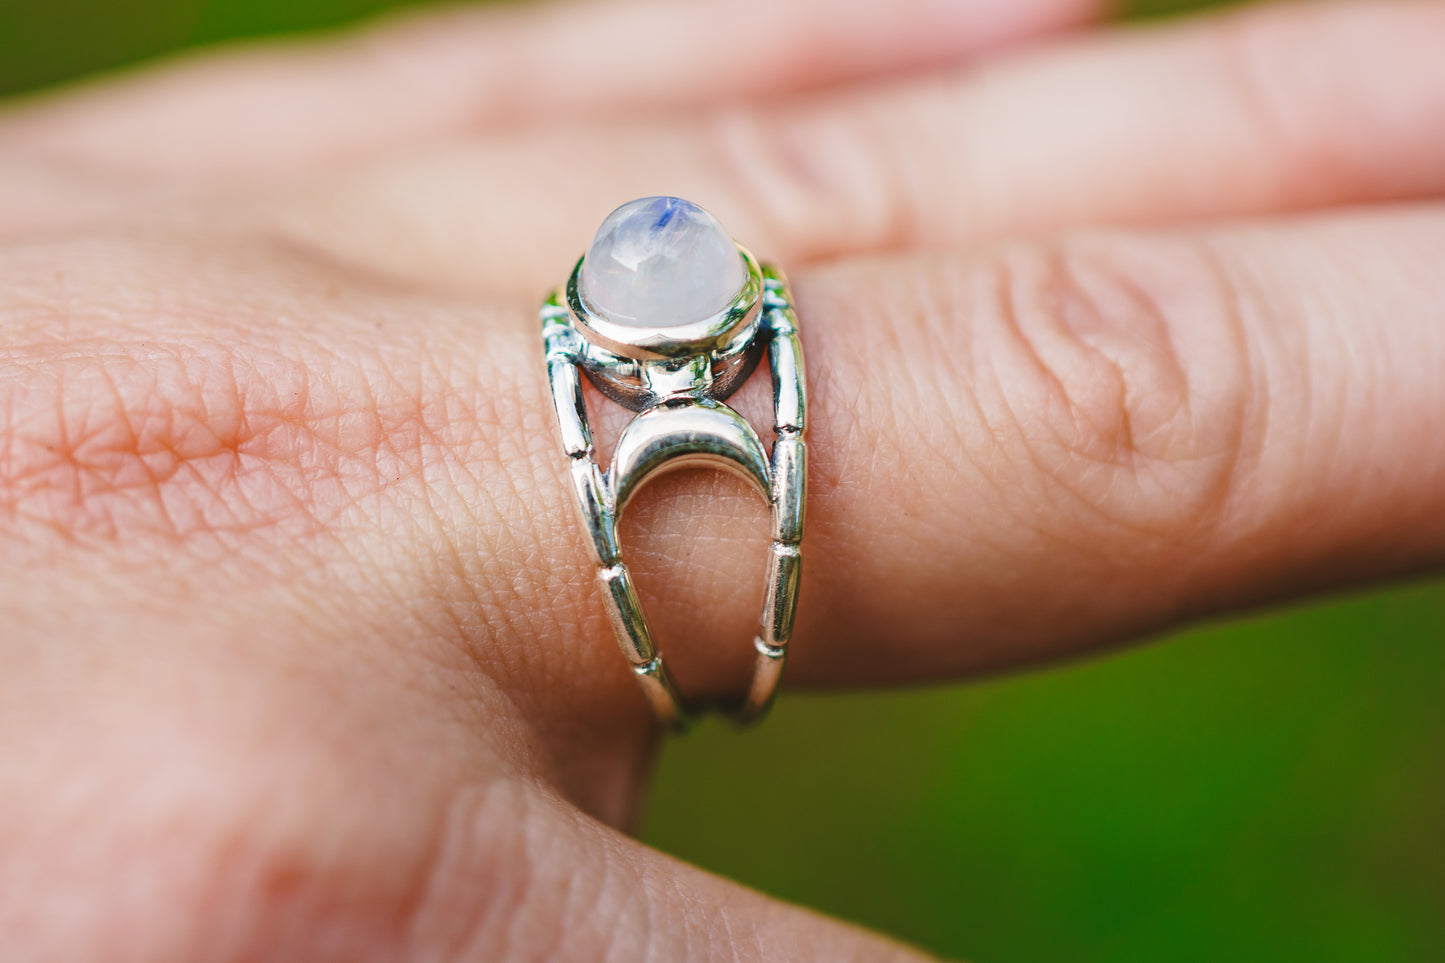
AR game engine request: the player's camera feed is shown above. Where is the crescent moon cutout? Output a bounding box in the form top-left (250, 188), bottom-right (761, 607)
top-left (610, 400), bottom-right (771, 517)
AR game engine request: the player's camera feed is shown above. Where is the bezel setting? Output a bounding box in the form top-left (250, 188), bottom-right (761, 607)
top-left (566, 243), bottom-right (766, 411)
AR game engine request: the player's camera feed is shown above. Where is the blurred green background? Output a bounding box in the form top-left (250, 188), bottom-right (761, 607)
top-left (4, 1), bottom-right (1441, 960)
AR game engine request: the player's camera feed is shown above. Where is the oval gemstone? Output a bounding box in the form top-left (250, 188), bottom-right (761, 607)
top-left (580, 196), bottom-right (745, 328)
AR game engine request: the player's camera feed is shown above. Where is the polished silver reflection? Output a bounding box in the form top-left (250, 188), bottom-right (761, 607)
top-left (541, 254), bottom-right (807, 729)
top-left (611, 400), bottom-right (771, 515)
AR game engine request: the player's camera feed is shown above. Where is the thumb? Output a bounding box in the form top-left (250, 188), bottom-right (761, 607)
top-left (402, 777), bottom-right (937, 963)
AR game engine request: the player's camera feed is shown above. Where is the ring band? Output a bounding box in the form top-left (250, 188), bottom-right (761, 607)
top-left (540, 197), bottom-right (807, 728)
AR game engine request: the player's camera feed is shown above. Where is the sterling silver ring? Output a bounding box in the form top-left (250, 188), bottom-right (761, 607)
top-left (541, 197), bottom-right (807, 729)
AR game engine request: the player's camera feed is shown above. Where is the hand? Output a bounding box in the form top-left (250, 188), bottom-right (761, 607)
top-left (3, 0), bottom-right (1444, 958)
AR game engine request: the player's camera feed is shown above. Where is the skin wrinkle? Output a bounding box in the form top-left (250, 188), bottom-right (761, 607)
top-left (412, 781), bottom-right (640, 961)
top-left (491, 382), bottom-right (563, 677)
top-left (5, 340), bottom-right (334, 556)
top-left (1026, 238), bottom-right (1249, 547)
top-left (1305, 243), bottom-right (1373, 527)
top-left (1093, 265), bottom-right (1196, 459)
top-left (1207, 12), bottom-right (1311, 206)
top-left (1185, 239), bottom-right (1267, 614)
top-left (933, 248), bottom-right (1013, 458)
top-left (1046, 246), bottom-right (1143, 468)
top-left (566, 808), bottom-right (641, 963)
top-left (428, 781), bottom-right (540, 963)
top-left (973, 246), bottom-right (1100, 547)
top-left (965, 247), bottom-right (1156, 650)
top-left (3, 342), bottom-right (284, 550)
top-left (1206, 3), bottom-right (1437, 212)
top-left (1190, 225), bottom-right (1429, 603)
top-left (395, 782), bottom-right (476, 963)
top-left (585, 809), bottom-right (661, 963)
top-left (1043, 249), bottom-right (1193, 589)
top-left (938, 258), bottom-right (1024, 575)
top-left (882, 261), bottom-right (974, 527)
top-left (995, 248), bottom-right (1129, 501)
top-left (1056, 242), bottom-right (1226, 539)
top-left (383, 343), bottom-right (503, 682)
top-left (519, 810), bottom-right (608, 963)
top-left (493, 804), bottom-right (556, 963)
top-left (707, 110), bottom-right (809, 258)
top-left (754, 95), bottom-right (905, 260)
top-left (551, 819), bottom-right (603, 963)
top-left (947, 254), bottom-right (1016, 525)
top-left (1199, 236), bottom-right (1309, 589)
top-left (0, 238), bottom-right (645, 775)
top-left (868, 76), bottom-right (952, 254)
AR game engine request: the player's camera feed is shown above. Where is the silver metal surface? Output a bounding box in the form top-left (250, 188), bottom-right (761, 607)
top-left (768, 331), bottom-right (807, 432)
top-left (568, 246), bottom-right (763, 361)
top-left (569, 250), bottom-right (767, 412)
top-left (611, 399), bottom-right (771, 515)
top-left (567, 458), bottom-right (616, 566)
top-left (542, 246), bottom-right (807, 729)
top-left (548, 357), bottom-right (593, 458)
top-left (760, 542), bottom-right (801, 648)
top-left (597, 564), bottom-right (656, 665)
top-left (770, 433), bottom-right (806, 546)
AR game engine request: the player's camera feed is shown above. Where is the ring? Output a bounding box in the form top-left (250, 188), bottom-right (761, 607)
top-left (540, 196), bottom-right (807, 729)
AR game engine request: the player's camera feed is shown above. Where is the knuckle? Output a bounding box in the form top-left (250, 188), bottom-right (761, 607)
top-left (1208, 7), bottom-right (1320, 197)
top-left (704, 101), bottom-right (909, 257)
top-left (971, 235), bottom-right (1254, 545)
top-left (0, 241), bottom-right (541, 578)
top-left (1, 332), bottom-right (325, 556)
top-left (1202, 0), bottom-right (1445, 203)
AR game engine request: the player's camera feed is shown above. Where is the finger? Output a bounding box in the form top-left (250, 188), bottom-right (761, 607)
top-left (0, 155), bottom-right (152, 236)
top-left (401, 781), bottom-right (933, 962)
top-left (259, 0), bottom-right (1445, 296)
top-left (768, 206), bottom-right (1445, 685)
top-left (8, 205), bottom-right (1445, 710)
top-left (0, 0), bottom-right (1098, 183)
top-left (503, 204), bottom-right (1445, 698)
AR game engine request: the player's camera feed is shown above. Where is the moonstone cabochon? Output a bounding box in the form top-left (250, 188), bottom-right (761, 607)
top-left (579, 197), bottom-right (747, 329)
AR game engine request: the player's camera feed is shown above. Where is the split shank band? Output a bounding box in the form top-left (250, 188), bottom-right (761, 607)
top-left (540, 197), bottom-right (807, 729)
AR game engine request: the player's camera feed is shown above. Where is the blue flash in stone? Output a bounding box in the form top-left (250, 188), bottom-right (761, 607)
top-left (653, 198), bottom-right (679, 229)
